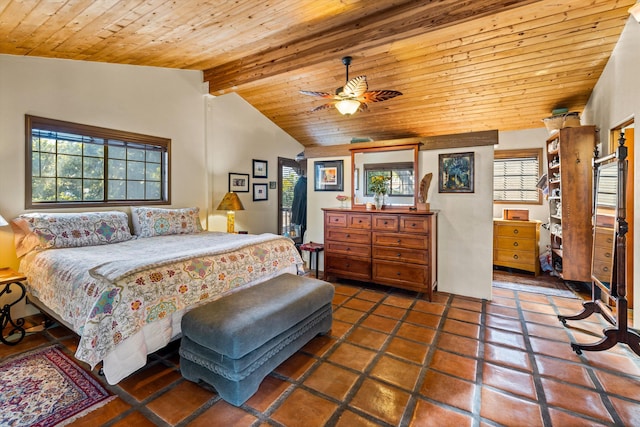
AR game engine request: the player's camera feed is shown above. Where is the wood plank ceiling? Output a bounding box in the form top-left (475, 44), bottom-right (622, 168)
top-left (0, 0), bottom-right (634, 147)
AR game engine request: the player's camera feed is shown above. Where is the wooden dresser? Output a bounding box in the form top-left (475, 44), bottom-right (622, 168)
top-left (323, 208), bottom-right (437, 300)
top-left (493, 219), bottom-right (541, 275)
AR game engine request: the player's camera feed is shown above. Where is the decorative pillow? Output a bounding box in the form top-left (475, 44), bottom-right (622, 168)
top-left (130, 207), bottom-right (203, 238)
top-left (13, 211), bottom-right (133, 256)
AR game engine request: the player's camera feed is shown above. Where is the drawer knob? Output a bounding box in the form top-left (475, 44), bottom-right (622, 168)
top-left (411, 223), bottom-right (416, 227)
top-left (397, 239), bottom-right (401, 243)
top-left (334, 218), bottom-right (339, 222)
top-left (358, 220), bottom-right (362, 223)
top-left (346, 248), bottom-right (351, 251)
top-left (605, 253), bottom-right (611, 258)
top-left (513, 242), bottom-right (519, 247)
top-left (346, 234), bottom-right (350, 238)
top-left (384, 221), bottom-right (388, 224)
top-left (513, 229), bottom-right (519, 235)
top-left (513, 254), bottom-right (519, 260)
top-left (397, 253), bottom-right (401, 257)
top-left (603, 266), bottom-right (609, 272)
top-left (396, 272), bottom-right (401, 276)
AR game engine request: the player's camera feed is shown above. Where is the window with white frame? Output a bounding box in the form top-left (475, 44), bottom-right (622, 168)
top-left (493, 148), bottom-right (542, 204)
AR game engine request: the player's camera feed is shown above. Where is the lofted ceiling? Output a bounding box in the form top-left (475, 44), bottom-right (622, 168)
top-left (0, 0), bottom-right (635, 147)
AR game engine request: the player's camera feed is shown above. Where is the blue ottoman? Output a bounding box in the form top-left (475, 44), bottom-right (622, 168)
top-left (179, 273), bottom-right (334, 406)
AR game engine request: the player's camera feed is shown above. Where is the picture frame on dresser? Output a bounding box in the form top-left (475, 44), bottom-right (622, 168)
top-left (314, 160), bottom-right (344, 191)
top-left (438, 152), bottom-right (474, 193)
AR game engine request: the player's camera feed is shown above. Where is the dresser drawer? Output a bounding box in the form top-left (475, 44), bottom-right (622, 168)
top-left (373, 232), bottom-right (427, 250)
top-left (373, 246), bottom-right (428, 265)
top-left (493, 249), bottom-right (537, 267)
top-left (326, 255), bottom-right (371, 281)
top-left (372, 215), bottom-right (399, 231)
top-left (348, 214), bottom-right (372, 229)
top-left (326, 212), bottom-right (347, 227)
top-left (326, 228), bottom-right (371, 244)
top-left (494, 223), bottom-right (536, 239)
top-left (325, 241), bottom-right (371, 258)
top-left (399, 216), bottom-right (430, 234)
top-left (373, 260), bottom-right (428, 288)
top-left (494, 236), bottom-right (536, 251)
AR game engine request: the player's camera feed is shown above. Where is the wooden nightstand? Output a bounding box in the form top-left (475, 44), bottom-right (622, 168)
top-left (0, 267), bottom-right (27, 345)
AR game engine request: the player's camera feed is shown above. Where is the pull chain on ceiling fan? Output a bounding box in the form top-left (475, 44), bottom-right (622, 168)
top-left (300, 56), bottom-right (402, 115)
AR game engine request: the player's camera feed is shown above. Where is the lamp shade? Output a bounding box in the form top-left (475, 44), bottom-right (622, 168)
top-left (0, 214), bottom-right (8, 227)
top-left (217, 192), bottom-right (245, 211)
top-left (335, 99), bottom-right (360, 115)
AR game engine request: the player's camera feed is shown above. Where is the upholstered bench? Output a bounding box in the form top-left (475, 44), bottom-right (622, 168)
top-left (179, 273), bottom-right (334, 406)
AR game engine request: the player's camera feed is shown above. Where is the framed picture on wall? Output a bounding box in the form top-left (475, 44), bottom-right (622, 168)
top-left (314, 160), bottom-right (344, 191)
top-left (438, 152), bottom-right (474, 193)
top-left (253, 183), bottom-right (268, 201)
top-left (253, 159), bottom-right (268, 178)
top-left (228, 172), bottom-right (249, 192)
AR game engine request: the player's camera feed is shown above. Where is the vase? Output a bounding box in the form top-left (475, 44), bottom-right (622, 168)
top-left (374, 193), bottom-right (384, 210)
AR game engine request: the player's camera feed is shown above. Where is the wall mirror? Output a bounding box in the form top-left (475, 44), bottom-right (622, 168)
top-left (591, 160), bottom-right (617, 290)
top-left (350, 143), bottom-right (419, 207)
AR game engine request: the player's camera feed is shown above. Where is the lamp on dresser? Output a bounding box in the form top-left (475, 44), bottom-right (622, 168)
top-left (217, 192), bottom-right (245, 233)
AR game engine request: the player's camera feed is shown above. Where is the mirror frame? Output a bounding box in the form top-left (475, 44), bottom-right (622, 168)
top-left (350, 143), bottom-right (420, 208)
top-left (591, 159), bottom-right (617, 290)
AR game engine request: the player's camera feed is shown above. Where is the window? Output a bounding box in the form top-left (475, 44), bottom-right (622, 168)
top-left (364, 162), bottom-right (414, 196)
top-left (26, 115), bottom-right (170, 209)
top-left (493, 148), bottom-right (542, 204)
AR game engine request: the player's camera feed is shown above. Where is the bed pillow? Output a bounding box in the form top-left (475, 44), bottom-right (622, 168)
top-left (13, 211), bottom-right (133, 256)
top-left (131, 207), bottom-right (203, 238)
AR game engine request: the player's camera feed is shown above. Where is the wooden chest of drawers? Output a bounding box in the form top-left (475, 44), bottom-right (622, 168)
top-left (493, 219), bottom-right (541, 275)
top-left (324, 208), bottom-right (437, 300)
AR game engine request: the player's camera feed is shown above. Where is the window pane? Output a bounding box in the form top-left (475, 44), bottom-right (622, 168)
top-left (84, 142), bottom-right (104, 157)
top-left (127, 181), bottom-right (144, 199)
top-left (32, 177), bottom-right (56, 201)
top-left (108, 159), bottom-right (126, 179)
top-left (146, 150), bottom-right (161, 163)
top-left (494, 151), bottom-right (541, 203)
top-left (83, 179), bottom-right (104, 201)
top-left (146, 181), bottom-right (161, 199)
top-left (84, 157), bottom-right (104, 179)
top-left (57, 178), bottom-right (82, 201)
top-left (57, 154), bottom-right (82, 178)
top-left (127, 161), bottom-right (145, 180)
top-left (145, 163), bottom-right (161, 181)
top-left (108, 180), bottom-right (126, 200)
top-left (57, 140), bottom-right (82, 155)
top-left (40, 138), bottom-right (56, 153)
top-left (40, 153), bottom-right (57, 177)
top-left (127, 148), bottom-right (145, 162)
top-left (108, 146), bottom-right (126, 160)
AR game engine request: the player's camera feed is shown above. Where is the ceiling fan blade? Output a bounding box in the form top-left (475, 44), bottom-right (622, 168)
top-left (342, 76), bottom-right (367, 97)
top-left (299, 90), bottom-right (336, 99)
top-left (360, 90), bottom-right (403, 103)
top-left (310, 103), bottom-right (336, 112)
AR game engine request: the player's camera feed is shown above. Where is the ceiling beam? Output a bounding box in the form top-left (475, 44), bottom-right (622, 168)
top-left (203, 0), bottom-right (543, 93)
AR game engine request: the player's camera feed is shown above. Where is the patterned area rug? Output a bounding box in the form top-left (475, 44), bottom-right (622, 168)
top-left (0, 345), bottom-right (114, 427)
top-left (493, 280), bottom-right (579, 299)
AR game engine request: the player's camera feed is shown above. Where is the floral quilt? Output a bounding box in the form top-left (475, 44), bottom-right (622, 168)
top-left (21, 232), bottom-right (303, 368)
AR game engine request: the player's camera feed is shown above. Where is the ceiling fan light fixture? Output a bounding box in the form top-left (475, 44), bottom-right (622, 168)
top-left (335, 99), bottom-right (360, 115)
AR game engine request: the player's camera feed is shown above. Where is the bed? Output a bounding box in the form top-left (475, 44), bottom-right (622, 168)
top-left (12, 208), bottom-right (303, 384)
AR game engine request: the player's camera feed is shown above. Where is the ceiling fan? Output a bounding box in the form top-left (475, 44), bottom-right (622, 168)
top-left (300, 56), bottom-right (402, 115)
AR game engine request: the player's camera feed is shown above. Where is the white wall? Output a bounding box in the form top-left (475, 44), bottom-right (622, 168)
top-left (582, 17), bottom-right (640, 328)
top-left (205, 93), bottom-right (304, 234)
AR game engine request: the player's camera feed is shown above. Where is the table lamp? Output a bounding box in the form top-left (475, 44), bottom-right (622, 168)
top-left (216, 192), bottom-right (245, 233)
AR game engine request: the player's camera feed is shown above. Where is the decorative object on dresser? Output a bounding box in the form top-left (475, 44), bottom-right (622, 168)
top-left (217, 192), bottom-right (245, 233)
top-left (493, 219), bottom-right (541, 276)
top-left (323, 208), bottom-right (437, 300)
top-left (546, 125), bottom-right (596, 282)
top-left (418, 173), bottom-right (432, 210)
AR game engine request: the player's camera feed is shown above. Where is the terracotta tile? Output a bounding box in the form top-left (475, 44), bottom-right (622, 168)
top-left (517, 292), bottom-right (553, 304)
top-left (410, 398), bottom-right (473, 427)
top-left (335, 409), bottom-right (382, 427)
top-left (372, 304), bottom-right (407, 319)
top-left (430, 293), bottom-right (450, 304)
top-left (485, 304), bottom-right (519, 318)
top-left (359, 314), bottom-right (399, 333)
top-left (355, 289), bottom-right (386, 302)
top-left (383, 294), bottom-right (414, 309)
top-left (490, 296), bottom-right (518, 308)
top-left (71, 397), bottom-right (131, 426)
top-left (436, 332), bottom-right (480, 358)
top-left (333, 306), bottom-right (365, 324)
top-left (386, 336), bottom-right (428, 364)
top-left (271, 388), bottom-right (338, 427)
top-left (420, 370), bottom-right (475, 412)
top-left (245, 375), bottom-right (291, 412)
top-left (117, 363), bottom-right (182, 401)
top-left (413, 299), bottom-right (446, 315)
top-left (442, 318), bottom-right (480, 339)
top-left (610, 395), bottom-right (640, 426)
top-left (343, 297), bottom-right (376, 312)
top-left (273, 352), bottom-right (316, 380)
top-left (450, 296), bottom-right (483, 313)
top-left (396, 322), bottom-right (436, 345)
top-left (484, 328), bottom-right (525, 349)
top-left (540, 378), bottom-right (614, 423)
top-left (525, 322), bottom-right (570, 341)
top-left (491, 287), bottom-right (516, 299)
top-left (581, 350), bottom-right (640, 377)
top-left (370, 355), bottom-right (421, 391)
top-left (522, 310), bottom-right (561, 325)
top-left (520, 300), bottom-right (559, 315)
top-left (552, 297), bottom-right (585, 311)
top-left (482, 362), bottom-right (537, 399)
top-left (593, 370), bottom-right (640, 401)
top-left (480, 387), bottom-right (543, 427)
top-left (535, 355), bottom-right (594, 388)
top-left (328, 342), bottom-right (377, 372)
top-left (345, 326), bottom-right (388, 350)
top-left (528, 336), bottom-right (583, 362)
top-left (301, 334), bottom-right (336, 357)
top-left (483, 343), bottom-right (532, 372)
top-left (330, 319), bottom-right (354, 339)
top-left (429, 349), bottom-right (477, 381)
top-left (111, 411), bottom-right (157, 427)
top-left (447, 307), bottom-right (481, 324)
top-left (484, 314), bottom-right (523, 334)
top-left (332, 293), bottom-right (349, 306)
top-left (350, 378), bottom-right (410, 425)
top-left (548, 407), bottom-right (610, 427)
top-left (334, 284), bottom-right (359, 296)
top-left (304, 363), bottom-right (359, 401)
top-left (405, 310), bottom-right (441, 328)
top-left (187, 401), bottom-right (257, 427)
top-left (146, 380), bottom-right (215, 425)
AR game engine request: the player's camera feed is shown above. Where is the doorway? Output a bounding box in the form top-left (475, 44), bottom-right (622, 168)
top-left (278, 157), bottom-right (306, 245)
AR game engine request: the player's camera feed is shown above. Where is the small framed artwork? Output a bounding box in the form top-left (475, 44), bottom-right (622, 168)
top-left (439, 152), bottom-right (475, 193)
top-left (314, 160), bottom-right (344, 191)
top-left (253, 183), bottom-right (268, 201)
top-left (269, 181), bottom-right (277, 189)
top-left (253, 159), bottom-right (268, 178)
top-left (228, 172), bottom-right (249, 193)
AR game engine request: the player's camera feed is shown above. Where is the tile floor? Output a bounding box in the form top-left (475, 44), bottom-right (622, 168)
top-left (3, 274), bottom-right (640, 427)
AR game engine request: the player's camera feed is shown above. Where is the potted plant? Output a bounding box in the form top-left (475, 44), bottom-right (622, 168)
top-left (369, 175), bottom-right (390, 209)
